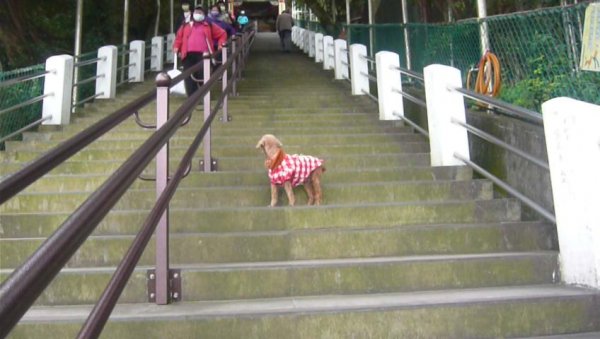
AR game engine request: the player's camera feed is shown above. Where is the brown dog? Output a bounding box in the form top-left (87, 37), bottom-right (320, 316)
top-left (256, 134), bottom-right (325, 207)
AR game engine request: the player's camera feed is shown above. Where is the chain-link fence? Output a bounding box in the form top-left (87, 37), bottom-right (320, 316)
top-left (346, 3), bottom-right (597, 110)
top-left (0, 65), bottom-right (45, 150)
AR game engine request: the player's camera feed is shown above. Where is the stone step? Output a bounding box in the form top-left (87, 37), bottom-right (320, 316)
top-left (20, 123), bottom-right (406, 143)
top-left (0, 153), bottom-right (432, 177)
top-left (0, 221), bottom-right (556, 269)
top-left (3, 133), bottom-right (425, 156)
top-left (15, 166), bottom-right (473, 194)
top-left (0, 199), bottom-right (521, 237)
top-left (13, 285), bottom-right (600, 338)
top-left (0, 252), bottom-right (558, 305)
top-left (0, 180), bottom-right (493, 213)
top-left (2, 142), bottom-right (429, 163)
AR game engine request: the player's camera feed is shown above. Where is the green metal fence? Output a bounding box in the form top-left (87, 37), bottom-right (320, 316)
top-left (0, 65), bottom-right (45, 150)
top-left (346, 3), bottom-right (598, 110)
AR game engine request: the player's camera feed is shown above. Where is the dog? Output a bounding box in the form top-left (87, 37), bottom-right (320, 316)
top-left (256, 134), bottom-right (325, 207)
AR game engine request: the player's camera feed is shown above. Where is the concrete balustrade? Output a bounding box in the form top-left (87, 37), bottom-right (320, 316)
top-left (333, 39), bottom-right (348, 81)
top-left (543, 97), bottom-right (600, 289)
top-left (151, 36), bottom-right (164, 71)
top-left (308, 31), bottom-right (316, 58)
top-left (96, 46), bottom-right (118, 99)
top-left (166, 33), bottom-right (175, 63)
top-left (423, 64), bottom-right (470, 166)
top-left (349, 44), bottom-right (369, 96)
top-left (323, 36), bottom-right (334, 71)
top-left (375, 51), bottom-right (402, 120)
top-left (129, 40), bottom-right (145, 82)
top-left (42, 55), bottom-right (74, 125)
top-left (315, 33), bottom-right (324, 63)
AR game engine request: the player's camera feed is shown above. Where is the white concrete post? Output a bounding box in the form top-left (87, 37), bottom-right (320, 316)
top-left (542, 97), bottom-right (600, 288)
top-left (323, 36), bottom-right (334, 70)
top-left (349, 44), bottom-right (369, 96)
top-left (151, 36), bottom-right (164, 71)
top-left (42, 55), bottom-right (74, 125)
top-left (376, 51), bottom-right (402, 120)
top-left (292, 27), bottom-right (298, 45)
top-left (334, 39), bottom-right (349, 80)
top-left (423, 64), bottom-right (470, 166)
top-left (166, 33), bottom-right (175, 63)
top-left (303, 30), bottom-right (310, 54)
top-left (96, 46), bottom-right (117, 99)
top-left (309, 31), bottom-right (316, 58)
top-left (315, 33), bottom-right (324, 63)
top-left (129, 40), bottom-right (145, 82)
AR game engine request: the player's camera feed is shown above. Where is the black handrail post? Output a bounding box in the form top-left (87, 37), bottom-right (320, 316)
top-left (232, 37), bottom-right (238, 96)
top-left (222, 45), bottom-right (229, 122)
top-left (202, 53), bottom-right (212, 172)
top-left (155, 72), bottom-right (171, 305)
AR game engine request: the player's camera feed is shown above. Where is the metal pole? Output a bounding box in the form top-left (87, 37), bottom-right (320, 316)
top-left (73, 0), bottom-right (84, 112)
top-left (155, 74), bottom-right (170, 305)
top-left (222, 46), bottom-right (229, 122)
top-left (332, 0), bottom-right (337, 22)
top-left (368, 0), bottom-right (374, 64)
top-left (401, 0), bottom-right (411, 70)
top-left (477, 0), bottom-right (489, 54)
top-left (121, 0), bottom-right (130, 83)
top-left (155, 0), bottom-right (161, 36)
top-left (346, 0), bottom-right (350, 43)
top-left (203, 55), bottom-right (212, 172)
top-left (170, 0), bottom-right (174, 33)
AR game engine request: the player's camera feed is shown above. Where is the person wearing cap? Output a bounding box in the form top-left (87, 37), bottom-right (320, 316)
top-left (173, 6), bottom-right (228, 96)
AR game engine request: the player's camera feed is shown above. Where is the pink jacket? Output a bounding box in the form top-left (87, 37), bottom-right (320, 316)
top-left (173, 21), bottom-right (227, 60)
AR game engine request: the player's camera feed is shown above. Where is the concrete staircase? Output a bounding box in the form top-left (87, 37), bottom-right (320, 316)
top-left (1, 33), bottom-right (599, 338)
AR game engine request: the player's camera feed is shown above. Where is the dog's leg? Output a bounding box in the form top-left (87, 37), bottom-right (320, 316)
top-left (270, 183), bottom-right (278, 207)
top-left (283, 181), bottom-right (295, 206)
top-left (311, 167), bottom-right (323, 205)
top-left (304, 179), bottom-right (315, 205)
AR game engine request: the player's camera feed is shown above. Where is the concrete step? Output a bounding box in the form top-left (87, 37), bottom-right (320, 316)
top-left (0, 252), bottom-right (559, 305)
top-left (0, 180), bottom-right (493, 213)
top-left (0, 222), bottom-right (556, 269)
top-left (3, 142), bottom-right (430, 163)
top-left (14, 166), bottom-right (474, 194)
top-left (4, 132), bottom-right (424, 153)
top-left (0, 199), bottom-right (521, 237)
top-left (0, 153), bottom-right (433, 177)
top-left (13, 285), bottom-right (600, 338)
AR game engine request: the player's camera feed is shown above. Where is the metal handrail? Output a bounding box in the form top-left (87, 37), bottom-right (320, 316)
top-left (0, 70), bottom-right (50, 89)
top-left (392, 88), bottom-right (427, 108)
top-left (0, 93), bottom-right (53, 118)
top-left (77, 30), bottom-right (254, 338)
top-left (454, 153), bottom-right (556, 223)
top-left (74, 57), bottom-right (105, 68)
top-left (73, 92), bottom-right (105, 107)
top-left (451, 86), bottom-right (543, 125)
top-left (117, 63), bottom-right (136, 71)
top-left (451, 118), bottom-right (549, 170)
top-left (392, 112), bottom-right (429, 138)
top-left (362, 89), bottom-right (378, 103)
top-left (393, 65), bottom-right (424, 81)
top-left (360, 54), bottom-right (375, 63)
top-left (73, 74), bottom-right (105, 88)
top-left (361, 71), bottom-right (377, 82)
top-left (0, 115), bottom-right (52, 144)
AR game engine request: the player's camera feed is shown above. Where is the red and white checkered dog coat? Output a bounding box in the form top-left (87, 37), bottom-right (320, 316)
top-left (268, 153), bottom-right (324, 187)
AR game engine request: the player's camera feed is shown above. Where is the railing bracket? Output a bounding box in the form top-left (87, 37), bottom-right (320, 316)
top-left (219, 115), bottom-right (232, 122)
top-left (147, 268), bottom-right (182, 303)
top-left (199, 158), bottom-right (218, 172)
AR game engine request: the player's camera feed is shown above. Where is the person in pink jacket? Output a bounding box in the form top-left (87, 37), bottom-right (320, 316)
top-left (173, 6), bottom-right (227, 96)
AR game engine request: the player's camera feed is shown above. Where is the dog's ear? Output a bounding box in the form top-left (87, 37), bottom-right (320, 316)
top-left (256, 136), bottom-right (265, 149)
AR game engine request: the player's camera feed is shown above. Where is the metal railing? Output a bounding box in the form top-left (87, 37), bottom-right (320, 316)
top-left (390, 65), bottom-right (554, 224)
top-left (0, 71), bottom-right (52, 145)
top-left (0, 28), bottom-right (256, 338)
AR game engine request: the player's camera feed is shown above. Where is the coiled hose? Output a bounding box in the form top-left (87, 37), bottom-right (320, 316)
top-left (467, 51), bottom-right (501, 97)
